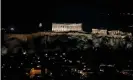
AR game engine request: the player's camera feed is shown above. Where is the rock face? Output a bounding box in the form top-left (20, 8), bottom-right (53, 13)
top-left (4, 38), bottom-right (23, 54)
top-left (3, 32), bottom-right (133, 55)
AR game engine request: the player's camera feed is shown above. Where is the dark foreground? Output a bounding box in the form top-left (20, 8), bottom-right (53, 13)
top-left (2, 49), bottom-right (133, 80)
top-left (2, 35), bottom-right (133, 80)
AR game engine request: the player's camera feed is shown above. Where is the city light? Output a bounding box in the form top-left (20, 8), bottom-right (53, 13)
top-left (120, 13), bottom-right (133, 16)
top-left (10, 28), bottom-right (14, 31)
top-left (23, 51), bottom-right (27, 55)
top-left (39, 23), bottom-right (42, 28)
top-left (37, 57), bottom-right (40, 59)
top-left (62, 53), bottom-right (66, 55)
top-left (37, 65), bottom-right (41, 68)
top-left (21, 63), bottom-right (23, 65)
top-left (9, 66), bottom-right (12, 68)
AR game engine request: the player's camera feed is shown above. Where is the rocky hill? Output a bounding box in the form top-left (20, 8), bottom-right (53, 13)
top-left (2, 32), bottom-right (133, 55)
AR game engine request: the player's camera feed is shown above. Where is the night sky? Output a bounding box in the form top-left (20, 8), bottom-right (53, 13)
top-left (2, 0), bottom-right (133, 33)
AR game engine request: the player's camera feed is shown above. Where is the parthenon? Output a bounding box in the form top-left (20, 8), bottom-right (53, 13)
top-left (52, 23), bottom-right (83, 32)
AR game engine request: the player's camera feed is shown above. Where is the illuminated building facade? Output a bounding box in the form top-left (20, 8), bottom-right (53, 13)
top-left (92, 28), bottom-right (132, 38)
top-left (108, 30), bottom-right (123, 35)
top-left (52, 23), bottom-right (83, 32)
top-left (92, 28), bottom-right (107, 35)
top-left (108, 30), bottom-right (132, 36)
top-left (92, 29), bottom-right (99, 34)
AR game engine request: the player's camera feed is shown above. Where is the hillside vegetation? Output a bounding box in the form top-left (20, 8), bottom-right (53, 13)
top-left (2, 33), bottom-right (133, 54)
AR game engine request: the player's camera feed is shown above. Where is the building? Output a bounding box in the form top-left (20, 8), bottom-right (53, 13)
top-left (92, 29), bottom-right (99, 34)
top-left (98, 29), bottom-right (107, 35)
top-left (108, 30), bottom-right (123, 35)
top-left (52, 23), bottom-right (83, 32)
top-left (108, 30), bottom-right (132, 36)
top-left (92, 28), bottom-right (107, 35)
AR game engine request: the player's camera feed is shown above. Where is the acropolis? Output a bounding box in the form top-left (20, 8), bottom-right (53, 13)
top-left (4, 23), bottom-right (133, 41)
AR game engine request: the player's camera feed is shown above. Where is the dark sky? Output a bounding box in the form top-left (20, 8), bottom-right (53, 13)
top-left (2, 0), bottom-right (133, 32)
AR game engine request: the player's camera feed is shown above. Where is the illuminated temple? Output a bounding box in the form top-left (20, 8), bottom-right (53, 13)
top-left (52, 23), bottom-right (83, 32)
